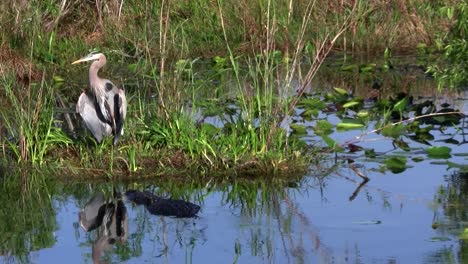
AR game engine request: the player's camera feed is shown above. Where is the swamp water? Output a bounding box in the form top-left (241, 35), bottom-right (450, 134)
top-left (1, 60), bottom-right (468, 264)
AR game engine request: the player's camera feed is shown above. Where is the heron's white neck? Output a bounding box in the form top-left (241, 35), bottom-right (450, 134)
top-left (89, 61), bottom-right (105, 100)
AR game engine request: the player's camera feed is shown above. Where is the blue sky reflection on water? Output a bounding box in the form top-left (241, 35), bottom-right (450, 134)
top-left (298, 163), bottom-right (458, 263)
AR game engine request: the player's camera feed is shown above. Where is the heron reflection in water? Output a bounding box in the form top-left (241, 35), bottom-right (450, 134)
top-left (79, 191), bottom-right (127, 264)
top-left (72, 52), bottom-right (127, 145)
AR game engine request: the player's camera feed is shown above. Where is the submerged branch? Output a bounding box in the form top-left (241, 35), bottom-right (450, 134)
top-left (349, 164), bottom-right (370, 182)
top-left (348, 177), bottom-right (369, 202)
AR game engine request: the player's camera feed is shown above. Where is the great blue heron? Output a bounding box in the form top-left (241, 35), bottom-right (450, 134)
top-left (72, 52), bottom-right (127, 145)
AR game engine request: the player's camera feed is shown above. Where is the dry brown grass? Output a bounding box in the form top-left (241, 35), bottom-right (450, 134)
top-left (0, 45), bottom-right (40, 85)
top-left (0, 0), bottom-right (463, 66)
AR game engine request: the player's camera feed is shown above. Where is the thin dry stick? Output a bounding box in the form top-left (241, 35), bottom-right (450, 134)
top-left (284, 0), bottom-right (317, 91)
top-left (118, 0), bottom-right (124, 21)
top-left (95, 0), bottom-right (103, 30)
top-left (285, 1), bottom-right (358, 119)
top-left (264, 0), bottom-right (317, 150)
top-left (158, 0), bottom-right (171, 121)
top-left (43, 0), bottom-right (73, 32)
top-left (55, 92), bottom-right (75, 135)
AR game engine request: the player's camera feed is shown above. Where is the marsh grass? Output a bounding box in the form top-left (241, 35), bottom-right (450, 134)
top-left (1, 1), bottom-right (458, 67)
top-left (0, 0), bottom-right (463, 178)
top-left (1, 72), bottom-right (72, 165)
top-left (0, 0), bottom-right (353, 176)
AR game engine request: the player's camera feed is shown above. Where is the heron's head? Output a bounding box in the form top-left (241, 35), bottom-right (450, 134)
top-left (72, 52), bottom-right (105, 65)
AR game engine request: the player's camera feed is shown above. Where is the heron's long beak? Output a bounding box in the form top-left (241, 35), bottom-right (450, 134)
top-left (71, 59), bottom-right (83, 65)
top-left (72, 57), bottom-right (92, 65)
top-left (72, 53), bottom-right (101, 65)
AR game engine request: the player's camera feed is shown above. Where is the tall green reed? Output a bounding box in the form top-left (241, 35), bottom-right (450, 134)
top-left (1, 73), bottom-right (72, 165)
top-left (214, 0), bottom-right (358, 154)
top-left (133, 0), bottom-right (361, 172)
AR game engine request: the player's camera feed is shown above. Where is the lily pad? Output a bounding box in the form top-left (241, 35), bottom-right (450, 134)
top-left (365, 149), bottom-right (377, 158)
top-left (337, 123), bottom-right (365, 130)
top-left (314, 120), bottom-right (334, 135)
top-left (320, 135), bottom-right (341, 150)
top-left (336, 118), bottom-right (365, 130)
top-left (385, 156), bottom-right (407, 173)
top-left (343, 101), bottom-right (361, 108)
top-left (333, 87), bottom-right (348, 95)
top-left (357, 110), bottom-right (369, 118)
top-left (393, 96), bottom-right (410, 112)
top-left (446, 161), bottom-right (468, 172)
top-left (297, 97), bottom-right (327, 110)
top-left (393, 139), bottom-right (410, 152)
top-left (348, 143), bottom-right (363, 153)
top-left (301, 108), bottom-right (319, 120)
top-left (382, 124), bottom-right (405, 138)
top-left (426, 146), bottom-right (452, 159)
top-left (290, 124), bottom-right (307, 135)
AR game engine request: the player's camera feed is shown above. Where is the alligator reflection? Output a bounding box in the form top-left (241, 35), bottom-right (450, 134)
top-left (125, 189), bottom-right (200, 218)
top-left (79, 191), bottom-right (128, 264)
top-left (79, 190), bottom-right (200, 263)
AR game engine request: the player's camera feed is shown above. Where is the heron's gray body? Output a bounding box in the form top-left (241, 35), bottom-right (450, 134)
top-left (73, 53), bottom-right (127, 145)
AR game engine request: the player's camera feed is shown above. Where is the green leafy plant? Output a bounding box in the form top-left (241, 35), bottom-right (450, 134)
top-left (428, 3), bottom-right (468, 90)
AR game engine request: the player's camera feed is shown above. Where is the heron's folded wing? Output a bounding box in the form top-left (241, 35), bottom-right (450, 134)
top-left (77, 93), bottom-right (112, 143)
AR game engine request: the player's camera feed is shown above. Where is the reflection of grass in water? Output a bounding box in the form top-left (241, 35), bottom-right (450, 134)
top-left (430, 170), bottom-right (468, 263)
top-left (0, 169), bottom-right (57, 262)
top-left (0, 167), bottom-right (321, 263)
